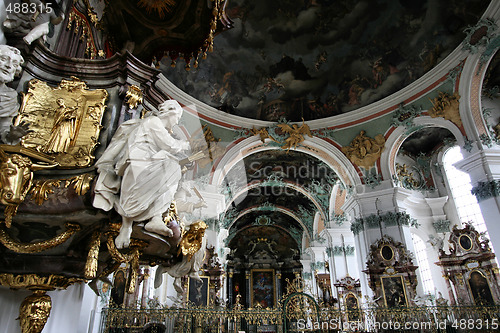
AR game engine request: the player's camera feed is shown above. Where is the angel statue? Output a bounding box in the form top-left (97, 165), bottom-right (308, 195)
top-left (93, 99), bottom-right (192, 248)
top-left (277, 119), bottom-right (312, 150)
top-left (154, 181), bottom-right (208, 305)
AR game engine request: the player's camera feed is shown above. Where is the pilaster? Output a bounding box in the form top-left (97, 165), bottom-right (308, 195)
top-left (456, 149), bottom-right (500, 255)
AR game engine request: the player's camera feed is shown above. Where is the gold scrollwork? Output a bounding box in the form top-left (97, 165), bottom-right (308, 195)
top-left (0, 273), bottom-right (83, 290)
top-left (28, 173), bottom-right (94, 205)
top-left (65, 173), bottom-right (94, 195)
top-left (29, 179), bottom-right (61, 205)
top-left (125, 85), bottom-right (143, 109)
top-left (0, 222), bottom-right (81, 253)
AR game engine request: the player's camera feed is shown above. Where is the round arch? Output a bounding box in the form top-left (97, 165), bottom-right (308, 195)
top-left (225, 180), bottom-right (327, 221)
top-left (210, 136), bottom-right (361, 189)
top-left (226, 205), bottom-right (313, 241)
top-left (381, 116), bottom-right (466, 181)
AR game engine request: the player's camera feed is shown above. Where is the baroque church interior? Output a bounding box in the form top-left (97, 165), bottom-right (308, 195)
top-left (1, 0), bottom-right (500, 332)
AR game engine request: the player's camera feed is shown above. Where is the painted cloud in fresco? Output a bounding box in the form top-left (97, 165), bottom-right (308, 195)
top-left (161, 0), bottom-right (488, 121)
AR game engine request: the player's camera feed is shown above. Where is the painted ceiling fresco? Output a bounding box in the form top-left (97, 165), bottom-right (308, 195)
top-left (400, 127), bottom-right (454, 156)
top-left (161, 0), bottom-right (489, 121)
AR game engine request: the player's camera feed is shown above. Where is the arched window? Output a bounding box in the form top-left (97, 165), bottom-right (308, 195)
top-left (411, 233), bottom-right (435, 295)
top-left (442, 146), bottom-right (488, 236)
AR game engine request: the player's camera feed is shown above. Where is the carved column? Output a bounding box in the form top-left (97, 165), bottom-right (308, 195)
top-left (276, 270), bottom-right (282, 302)
top-left (140, 267), bottom-right (150, 308)
top-left (227, 270), bottom-right (233, 306)
top-left (245, 270), bottom-right (251, 308)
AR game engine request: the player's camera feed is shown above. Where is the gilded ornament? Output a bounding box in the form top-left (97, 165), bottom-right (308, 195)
top-left (395, 163), bottom-right (421, 189)
top-left (105, 235), bottom-right (143, 294)
top-left (15, 77), bottom-right (108, 168)
top-left (84, 231), bottom-right (101, 279)
top-left (0, 145), bottom-right (57, 227)
top-left (29, 179), bottom-right (61, 205)
top-left (67, 9), bottom-right (98, 58)
top-left (275, 120), bottom-right (312, 150)
top-left (341, 130), bottom-right (386, 169)
top-left (65, 173), bottom-right (94, 195)
top-left (178, 220), bottom-right (207, 262)
top-left (252, 119), bottom-right (312, 151)
top-left (0, 273), bottom-right (83, 290)
top-left (428, 92), bottom-right (462, 127)
top-left (19, 290), bottom-right (52, 333)
top-left (125, 85), bottom-right (143, 109)
top-left (0, 222), bottom-right (81, 253)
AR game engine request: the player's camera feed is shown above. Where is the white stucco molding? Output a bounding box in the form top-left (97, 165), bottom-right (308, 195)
top-left (211, 136), bottom-right (361, 188)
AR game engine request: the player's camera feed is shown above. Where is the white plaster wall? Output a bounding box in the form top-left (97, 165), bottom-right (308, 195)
top-left (0, 283), bottom-right (98, 333)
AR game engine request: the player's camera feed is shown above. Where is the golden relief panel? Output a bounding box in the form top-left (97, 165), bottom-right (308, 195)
top-left (341, 130), bottom-right (386, 169)
top-left (15, 77), bottom-right (108, 168)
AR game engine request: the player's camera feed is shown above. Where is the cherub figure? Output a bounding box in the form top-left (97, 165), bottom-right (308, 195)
top-left (277, 119), bottom-right (312, 150)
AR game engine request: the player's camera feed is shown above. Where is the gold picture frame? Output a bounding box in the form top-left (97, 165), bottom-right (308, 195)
top-left (250, 269), bottom-right (276, 308)
top-left (381, 275), bottom-right (408, 308)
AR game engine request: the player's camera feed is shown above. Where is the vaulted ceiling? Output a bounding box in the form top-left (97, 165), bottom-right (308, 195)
top-left (159, 0), bottom-right (489, 121)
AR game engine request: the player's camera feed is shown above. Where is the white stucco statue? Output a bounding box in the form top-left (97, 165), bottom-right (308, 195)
top-left (93, 99), bottom-right (190, 248)
top-left (0, 44), bottom-right (27, 144)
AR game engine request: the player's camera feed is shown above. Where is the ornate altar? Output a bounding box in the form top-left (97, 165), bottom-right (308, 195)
top-left (437, 223), bottom-right (500, 305)
top-left (334, 275), bottom-right (361, 321)
top-left (316, 272), bottom-right (335, 306)
top-left (363, 235), bottom-right (418, 307)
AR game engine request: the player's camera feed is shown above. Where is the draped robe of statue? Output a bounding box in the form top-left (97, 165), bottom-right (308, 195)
top-left (93, 104), bottom-right (189, 247)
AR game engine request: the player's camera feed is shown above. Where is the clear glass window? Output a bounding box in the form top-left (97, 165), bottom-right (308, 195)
top-left (442, 146), bottom-right (488, 237)
top-left (411, 233), bottom-right (435, 295)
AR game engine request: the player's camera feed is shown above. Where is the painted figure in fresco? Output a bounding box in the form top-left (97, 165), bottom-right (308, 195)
top-left (93, 99), bottom-right (190, 248)
top-left (0, 45), bottom-right (27, 145)
top-left (44, 98), bottom-right (79, 153)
